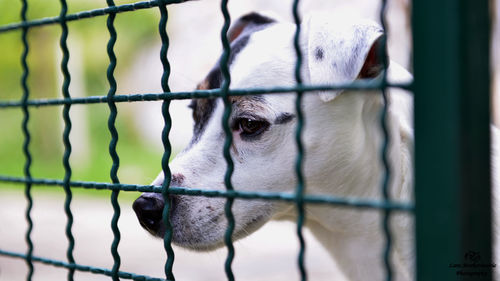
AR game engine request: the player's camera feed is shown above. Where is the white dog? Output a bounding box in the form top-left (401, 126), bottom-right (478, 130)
top-left (133, 12), bottom-right (499, 281)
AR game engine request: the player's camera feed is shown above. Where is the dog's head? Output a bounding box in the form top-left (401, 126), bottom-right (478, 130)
top-left (133, 12), bottom-right (385, 250)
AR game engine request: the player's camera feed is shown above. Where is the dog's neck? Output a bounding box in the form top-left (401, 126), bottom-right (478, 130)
top-left (302, 88), bottom-right (412, 200)
top-left (274, 84), bottom-right (414, 281)
top-left (313, 91), bottom-right (412, 280)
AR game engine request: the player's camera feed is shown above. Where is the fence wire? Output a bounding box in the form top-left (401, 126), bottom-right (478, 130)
top-left (0, 0), bottom-right (415, 281)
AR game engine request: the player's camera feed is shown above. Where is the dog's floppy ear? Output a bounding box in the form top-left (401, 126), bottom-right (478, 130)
top-left (304, 14), bottom-right (385, 102)
top-left (227, 12), bottom-right (277, 43)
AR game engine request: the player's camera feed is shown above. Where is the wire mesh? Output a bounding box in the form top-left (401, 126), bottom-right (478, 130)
top-left (0, 0), bottom-right (417, 281)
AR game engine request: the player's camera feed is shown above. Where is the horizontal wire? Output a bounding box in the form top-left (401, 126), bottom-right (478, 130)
top-left (0, 81), bottom-right (413, 109)
top-left (0, 249), bottom-right (168, 281)
top-left (0, 0), bottom-right (186, 33)
top-left (0, 175), bottom-right (414, 211)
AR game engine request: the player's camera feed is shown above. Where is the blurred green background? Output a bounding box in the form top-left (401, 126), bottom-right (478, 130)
top-left (0, 0), bottom-right (170, 200)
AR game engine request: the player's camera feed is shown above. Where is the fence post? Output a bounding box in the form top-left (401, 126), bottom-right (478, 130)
top-left (413, 0), bottom-right (492, 280)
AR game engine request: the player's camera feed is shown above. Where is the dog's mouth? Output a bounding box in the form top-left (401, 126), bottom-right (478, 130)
top-left (165, 210), bottom-right (270, 252)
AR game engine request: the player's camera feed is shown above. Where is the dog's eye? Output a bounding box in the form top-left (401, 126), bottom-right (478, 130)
top-left (233, 118), bottom-right (269, 138)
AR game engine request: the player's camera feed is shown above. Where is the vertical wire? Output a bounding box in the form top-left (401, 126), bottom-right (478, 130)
top-left (20, 1), bottom-right (33, 280)
top-left (157, 1), bottom-right (175, 280)
top-left (59, 0), bottom-right (76, 280)
top-left (379, 0), bottom-right (392, 280)
top-left (292, 1), bottom-right (307, 280)
top-left (105, 1), bottom-right (121, 280)
top-left (219, 0), bottom-right (235, 280)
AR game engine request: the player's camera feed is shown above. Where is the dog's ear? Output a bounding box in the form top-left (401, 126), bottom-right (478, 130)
top-left (304, 14), bottom-right (385, 102)
top-left (227, 12), bottom-right (278, 43)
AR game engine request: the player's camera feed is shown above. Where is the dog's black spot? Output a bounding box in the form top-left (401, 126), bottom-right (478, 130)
top-left (240, 12), bottom-right (276, 25)
top-left (274, 113), bottom-right (295, 125)
top-left (206, 68), bottom-right (222, 90)
top-left (190, 98), bottom-right (217, 145)
top-left (228, 12), bottom-right (276, 43)
top-left (314, 47), bottom-right (324, 61)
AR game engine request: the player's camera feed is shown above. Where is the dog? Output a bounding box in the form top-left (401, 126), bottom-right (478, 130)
top-left (133, 12), bottom-right (500, 281)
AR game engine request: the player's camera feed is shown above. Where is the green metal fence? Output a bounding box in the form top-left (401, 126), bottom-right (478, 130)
top-left (413, 0), bottom-right (492, 280)
top-left (0, 0), bottom-right (493, 281)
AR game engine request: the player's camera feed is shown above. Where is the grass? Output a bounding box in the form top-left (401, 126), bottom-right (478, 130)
top-left (0, 0), bottom-right (179, 201)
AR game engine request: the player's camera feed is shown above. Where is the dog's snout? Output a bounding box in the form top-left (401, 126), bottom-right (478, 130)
top-left (133, 194), bottom-right (165, 235)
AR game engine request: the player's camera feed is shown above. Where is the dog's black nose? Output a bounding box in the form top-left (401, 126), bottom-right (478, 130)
top-left (133, 194), bottom-right (165, 235)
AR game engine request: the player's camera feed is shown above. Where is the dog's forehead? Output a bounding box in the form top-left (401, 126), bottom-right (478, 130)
top-left (229, 24), bottom-right (300, 90)
top-left (188, 21), bottom-right (296, 145)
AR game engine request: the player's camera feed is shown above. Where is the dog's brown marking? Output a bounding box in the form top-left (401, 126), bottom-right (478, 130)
top-left (228, 24), bottom-right (246, 43)
top-left (196, 79), bottom-right (210, 91)
top-left (171, 173), bottom-right (185, 186)
top-left (197, 68), bottom-right (222, 91)
top-left (229, 95), bottom-right (267, 115)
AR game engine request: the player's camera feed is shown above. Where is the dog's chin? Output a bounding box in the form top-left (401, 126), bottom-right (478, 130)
top-left (153, 212), bottom-right (271, 252)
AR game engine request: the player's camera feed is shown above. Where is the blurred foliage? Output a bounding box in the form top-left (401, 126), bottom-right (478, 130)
top-left (0, 0), bottom-right (170, 200)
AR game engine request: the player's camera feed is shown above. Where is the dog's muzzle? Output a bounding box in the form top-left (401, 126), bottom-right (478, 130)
top-left (133, 193), bottom-right (168, 236)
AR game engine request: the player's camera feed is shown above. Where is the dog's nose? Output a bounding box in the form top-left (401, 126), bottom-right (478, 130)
top-left (133, 194), bottom-right (165, 234)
